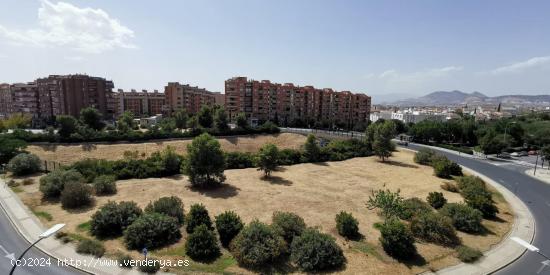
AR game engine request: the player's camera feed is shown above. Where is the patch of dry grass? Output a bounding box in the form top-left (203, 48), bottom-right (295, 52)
top-left (16, 149), bottom-right (512, 274)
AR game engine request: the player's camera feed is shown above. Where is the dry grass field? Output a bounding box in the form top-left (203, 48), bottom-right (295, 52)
top-left (26, 133), bottom-right (307, 165)
top-left (13, 149), bottom-right (512, 274)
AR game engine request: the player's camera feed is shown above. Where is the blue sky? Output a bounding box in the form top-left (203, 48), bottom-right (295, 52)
top-left (0, 0), bottom-right (549, 101)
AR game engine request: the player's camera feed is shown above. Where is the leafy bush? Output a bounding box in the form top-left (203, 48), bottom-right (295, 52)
top-left (90, 201), bottom-right (142, 238)
top-left (39, 169), bottom-right (84, 199)
top-left (291, 228), bottom-right (346, 271)
top-left (256, 143), bottom-right (280, 177)
top-left (215, 211), bottom-right (244, 247)
top-left (117, 254), bottom-right (133, 269)
top-left (0, 136), bottom-right (26, 165)
top-left (124, 213), bottom-right (182, 250)
top-left (367, 189), bottom-right (404, 220)
top-left (230, 220), bottom-right (286, 268)
top-left (457, 176), bottom-right (498, 218)
top-left (224, 152), bottom-right (255, 169)
top-left (431, 155), bottom-right (454, 178)
top-left (413, 149), bottom-right (436, 165)
top-left (92, 175), bottom-right (117, 195)
top-left (441, 182), bottom-right (459, 192)
top-left (410, 212), bottom-right (459, 246)
top-left (76, 238), bottom-right (105, 257)
top-left (449, 161), bottom-right (463, 176)
top-left (60, 182), bottom-right (93, 209)
top-left (7, 153), bottom-right (41, 176)
top-left (427, 192), bottom-right (447, 209)
top-left (456, 245), bottom-right (482, 263)
top-left (440, 203), bottom-right (483, 233)
top-left (138, 258), bottom-right (160, 274)
top-left (186, 204), bottom-right (213, 234)
top-left (145, 196), bottom-right (185, 225)
top-left (335, 211), bottom-right (359, 239)
top-left (379, 219), bottom-right (416, 259)
top-left (182, 133), bottom-right (226, 187)
top-left (272, 211), bottom-right (306, 244)
top-left (399, 197), bottom-right (433, 221)
top-left (70, 159), bottom-right (114, 183)
top-left (278, 149), bottom-right (303, 165)
top-left (303, 134), bottom-right (321, 162)
top-left (185, 224), bottom-right (221, 261)
top-left (321, 139), bottom-right (371, 161)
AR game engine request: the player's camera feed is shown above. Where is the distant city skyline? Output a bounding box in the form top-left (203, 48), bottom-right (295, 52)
top-left (1, 0), bottom-right (549, 98)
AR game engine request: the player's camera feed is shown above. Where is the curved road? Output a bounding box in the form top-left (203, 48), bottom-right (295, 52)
top-left (405, 143), bottom-right (550, 275)
top-left (0, 205), bottom-right (83, 274)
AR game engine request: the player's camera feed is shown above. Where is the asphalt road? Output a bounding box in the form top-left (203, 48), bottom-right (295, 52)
top-left (0, 205), bottom-right (83, 275)
top-left (405, 143), bottom-right (550, 275)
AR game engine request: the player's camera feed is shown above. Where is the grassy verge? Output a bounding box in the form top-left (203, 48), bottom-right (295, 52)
top-left (32, 210), bottom-right (53, 221)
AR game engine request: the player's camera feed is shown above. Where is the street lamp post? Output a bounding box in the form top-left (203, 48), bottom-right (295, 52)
top-left (9, 224), bottom-right (65, 275)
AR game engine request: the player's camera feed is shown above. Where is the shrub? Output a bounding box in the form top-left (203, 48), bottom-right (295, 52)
top-left (145, 196), bottom-right (185, 225)
top-left (440, 203), bottom-right (483, 233)
top-left (90, 201), bottom-right (142, 238)
top-left (182, 133), bottom-right (226, 187)
top-left (379, 219), bottom-right (416, 260)
top-left (224, 152), bottom-right (255, 169)
top-left (76, 238), bottom-right (105, 257)
top-left (441, 182), bottom-right (459, 192)
top-left (117, 254), bottom-right (133, 269)
top-left (230, 220), bottom-right (286, 267)
top-left (291, 228), bottom-right (346, 271)
top-left (92, 175), bottom-right (117, 195)
top-left (138, 258), bottom-right (160, 274)
top-left (335, 211), bottom-right (359, 239)
top-left (367, 189), bottom-right (404, 220)
top-left (124, 213), bottom-right (182, 250)
top-left (257, 143), bottom-right (280, 177)
top-left (427, 192), bottom-right (447, 209)
top-left (60, 182), bottom-right (93, 209)
top-left (431, 155), bottom-right (454, 178)
top-left (456, 245), bottom-right (482, 263)
top-left (185, 224), bottom-right (221, 261)
top-left (272, 211), bottom-right (306, 244)
top-left (7, 153), bottom-right (41, 176)
top-left (413, 149), bottom-right (436, 165)
top-left (410, 212), bottom-right (459, 246)
top-left (70, 159), bottom-right (114, 183)
top-left (449, 161), bottom-right (463, 176)
top-left (457, 176), bottom-right (498, 218)
top-left (303, 134), bottom-right (321, 162)
top-left (399, 197), bottom-right (433, 220)
top-left (39, 169), bottom-right (84, 199)
top-left (215, 211), bottom-right (244, 247)
top-left (186, 204), bottom-right (213, 234)
top-left (278, 149), bottom-right (303, 165)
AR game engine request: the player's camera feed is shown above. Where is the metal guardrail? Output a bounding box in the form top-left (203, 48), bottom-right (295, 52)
top-left (280, 127), bottom-right (366, 139)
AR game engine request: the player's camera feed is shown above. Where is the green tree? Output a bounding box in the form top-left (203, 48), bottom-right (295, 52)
top-left (182, 133), bottom-right (226, 187)
top-left (256, 143), bottom-right (280, 177)
top-left (214, 107), bottom-right (230, 132)
top-left (290, 228), bottom-right (346, 271)
top-left (185, 224), bottom-right (220, 261)
top-left (79, 107), bottom-right (104, 130)
top-left (145, 196), bottom-right (185, 225)
top-left (197, 105), bottom-right (214, 128)
top-left (0, 137), bottom-right (26, 165)
top-left (479, 129), bottom-right (509, 154)
top-left (541, 145), bottom-right (550, 167)
top-left (215, 211), bottom-right (244, 247)
top-left (186, 203), bottom-right (213, 234)
top-left (303, 134), bottom-right (321, 162)
top-left (366, 189), bottom-right (404, 220)
top-left (56, 115), bottom-right (78, 138)
top-left (173, 108), bottom-right (188, 129)
top-left (372, 120), bottom-right (396, 161)
top-left (235, 112), bottom-right (248, 129)
top-left (187, 115), bottom-right (199, 130)
top-left (117, 111), bottom-right (136, 132)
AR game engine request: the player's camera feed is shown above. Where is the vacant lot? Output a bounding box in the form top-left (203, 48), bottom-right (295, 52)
top-left (26, 133), bottom-right (307, 165)
top-left (15, 149), bottom-right (512, 274)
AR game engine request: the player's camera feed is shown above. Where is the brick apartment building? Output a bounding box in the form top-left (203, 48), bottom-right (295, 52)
top-left (164, 82), bottom-right (223, 114)
top-left (0, 83), bottom-right (12, 118)
top-left (225, 77), bottom-right (371, 128)
top-left (36, 75), bottom-right (116, 122)
top-left (114, 89), bottom-right (166, 117)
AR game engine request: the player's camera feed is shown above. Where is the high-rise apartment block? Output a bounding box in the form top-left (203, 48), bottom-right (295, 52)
top-left (0, 83), bottom-right (12, 118)
top-left (225, 77), bottom-right (371, 128)
top-left (36, 75), bottom-right (116, 121)
top-left (114, 89), bottom-right (166, 117)
top-left (164, 82), bottom-right (222, 114)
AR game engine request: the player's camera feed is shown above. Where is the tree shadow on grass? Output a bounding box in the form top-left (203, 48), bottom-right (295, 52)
top-left (63, 199), bottom-right (96, 214)
top-left (381, 160), bottom-right (419, 169)
top-left (398, 252), bottom-right (427, 268)
top-left (311, 161), bottom-right (329, 166)
top-left (261, 175), bottom-right (293, 186)
top-left (188, 183), bottom-right (240, 199)
top-left (466, 224), bottom-right (496, 237)
top-left (486, 215), bottom-right (507, 223)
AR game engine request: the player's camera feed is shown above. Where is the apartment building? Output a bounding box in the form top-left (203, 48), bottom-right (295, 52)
top-left (164, 82), bottom-right (220, 114)
top-left (0, 83), bottom-right (12, 118)
top-left (114, 89), bottom-right (166, 117)
top-left (225, 77), bottom-right (371, 128)
top-left (36, 75), bottom-right (116, 121)
top-left (10, 82), bottom-right (39, 119)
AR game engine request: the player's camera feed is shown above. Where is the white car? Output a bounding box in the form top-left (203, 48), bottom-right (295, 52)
top-left (510, 152), bottom-right (519, 157)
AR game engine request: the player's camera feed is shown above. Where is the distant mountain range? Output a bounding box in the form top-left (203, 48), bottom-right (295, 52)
top-left (384, 90), bottom-right (550, 106)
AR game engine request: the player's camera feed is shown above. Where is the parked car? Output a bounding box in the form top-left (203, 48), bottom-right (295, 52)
top-left (510, 152), bottom-right (519, 157)
top-left (519, 151), bottom-right (528, 156)
top-left (397, 141), bottom-right (409, 146)
top-left (528, 150), bottom-right (538, 155)
top-left (499, 152), bottom-right (512, 159)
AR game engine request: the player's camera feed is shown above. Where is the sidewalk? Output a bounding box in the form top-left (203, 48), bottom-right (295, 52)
top-left (525, 168), bottom-right (550, 185)
top-left (402, 145), bottom-right (536, 275)
top-left (0, 179), bottom-right (146, 275)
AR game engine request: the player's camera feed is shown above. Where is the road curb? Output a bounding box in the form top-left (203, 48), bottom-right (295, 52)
top-left (400, 146), bottom-right (536, 275)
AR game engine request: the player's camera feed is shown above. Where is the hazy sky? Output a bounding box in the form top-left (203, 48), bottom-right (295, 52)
top-left (1, 0), bottom-right (549, 100)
